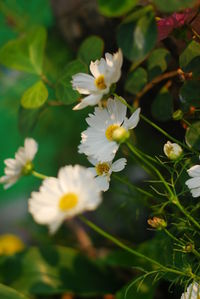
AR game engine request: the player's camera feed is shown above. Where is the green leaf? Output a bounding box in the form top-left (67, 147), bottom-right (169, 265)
top-left (0, 246), bottom-right (118, 296)
top-left (78, 35), bottom-right (104, 66)
top-left (151, 86), bottom-right (173, 121)
top-left (97, 0), bottom-right (138, 17)
top-left (21, 81), bottom-right (48, 109)
top-left (147, 48), bottom-right (171, 80)
top-left (125, 67), bottom-right (147, 95)
top-left (0, 26), bottom-right (47, 74)
top-left (153, 0), bottom-right (196, 12)
top-left (180, 80), bottom-right (200, 108)
top-left (152, 0), bottom-right (196, 12)
top-left (56, 59), bottom-right (88, 105)
top-left (185, 121), bottom-right (200, 150)
top-left (179, 41), bottom-right (200, 76)
top-left (0, 283), bottom-right (28, 299)
top-left (117, 6), bottom-right (157, 62)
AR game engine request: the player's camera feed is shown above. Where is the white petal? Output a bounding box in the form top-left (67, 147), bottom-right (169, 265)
top-left (95, 175), bottom-right (110, 192)
top-left (107, 97), bottom-right (127, 124)
top-left (88, 167), bottom-right (97, 176)
top-left (185, 177), bottom-right (200, 189)
top-left (72, 73), bottom-right (97, 94)
top-left (111, 158), bottom-right (127, 172)
top-left (191, 187), bottom-right (200, 198)
top-left (90, 58), bottom-right (107, 78)
top-left (123, 108), bottom-right (141, 130)
top-left (24, 138), bottom-right (38, 161)
top-left (73, 94), bottom-right (102, 110)
top-left (187, 165), bottom-right (200, 178)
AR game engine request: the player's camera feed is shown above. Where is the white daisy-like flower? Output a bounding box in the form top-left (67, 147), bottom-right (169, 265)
top-left (0, 138), bottom-right (38, 189)
top-left (88, 157), bottom-right (127, 191)
top-left (72, 49), bottom-right (123, 110)
top-left (181, 282), bottom-right (200, 299)
top-left (28, 165), bottom-right (102, 234)
top-left (185, 164), bottom-right (200, 198)
top-left (163, 141), bottom-right (183, 160)
top-left (79, 97), bottom-right (141, 162)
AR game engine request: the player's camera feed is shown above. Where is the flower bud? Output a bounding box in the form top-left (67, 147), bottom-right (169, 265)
top-left (163, 141), bottom-right (183, 160)
top-left (184, 243), bottom-right (194, 253)
top-left (172, 109), bottom-right (183, 120)
top-left (147, 217), bottom-right (167, 230)
top-left (112, 127), bottom-right (130, 143)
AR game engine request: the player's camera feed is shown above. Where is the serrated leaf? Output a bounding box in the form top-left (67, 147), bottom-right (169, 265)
top-left (56, 59), bottom-right (88, 105)
top-left (117, 6), bottom-right (157, 62)
top-left (180, 80), bottom-right (200, 108)
top-left (151, 86), bottom-right (173, 121)
top-left (152, 0), bottom-right (196, 12)
top-left (179, 41), bottom-right (200, 76)
top-left (0, 246), bottom-right (118, 296)
top-left (185, 121), bottom-right (200, 149)
top-left (147, 48), bottom-right (170, 80)
top-left (0, 26), bottom-right (47, 74)
top-left (78, 35), bottom-right (104, 66)
top-left (21, 81), bottom-right (48, 109)
top-left (0, 283), bottom-right (28, 299)
top-left (97, 0), bottom-right (138, 17)
top-left (125, 67), bottom-right (147, 95)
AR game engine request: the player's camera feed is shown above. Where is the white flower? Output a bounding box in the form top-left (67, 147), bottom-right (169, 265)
top-left (72, 49), bottom-right (123, 110)
top-left (0, 138), bottom-right (38, 189)
top-left (181, 282), bottom-right (200, 299)
top-left (88, 157), bottom-right (127, 191)
top-left (28, 165), bottom-right (102, 234)
top-left (185, 164), bottom-right (200, 198)
top-left (163, 141), bottom-right (183, 160)
top-left (79, 97), bottom-right (141, 162)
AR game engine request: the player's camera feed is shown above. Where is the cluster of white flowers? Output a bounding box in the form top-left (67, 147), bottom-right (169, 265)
top-left (180, 282), bottom-right (200, 299)
top-left (0, 49), bottom-right (141, 233)
top-left (72, 50), bottom-right (141, 191)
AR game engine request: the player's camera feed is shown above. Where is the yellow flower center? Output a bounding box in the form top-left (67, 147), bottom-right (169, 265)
top-left (105, 124), bottom-right (120, 141)
top-left (95, 75), bottom-right (107, 90)
top-left (95, 163), bottom-right (110, 176)
top-left (21, 161), bottom-right (33, 175)
top-left (0, 234), bottom-right (25, 256)
top-left (59, 193), bottom-right (78, 211)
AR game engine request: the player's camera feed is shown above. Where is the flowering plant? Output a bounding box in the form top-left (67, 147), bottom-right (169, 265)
top-left (1, 1), bottom-right (200, 299)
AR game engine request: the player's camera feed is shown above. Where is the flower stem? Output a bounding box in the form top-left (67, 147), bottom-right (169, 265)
top-left (126, 142), bottom-right (174, 200)
top-left (113, 174), bottom-right (154, 198)
top-left (80, 216), bottom-right (192, 278)
top-left (32, 170), bottom-right (47, 180)
top-left (174, 198), bottom-right (200, 231)
top-left (114, 93), bottom-right (191, 152)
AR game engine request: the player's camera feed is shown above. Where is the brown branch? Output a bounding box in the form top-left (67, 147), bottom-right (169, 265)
top-left (134, 69), bottom-right (179, 106)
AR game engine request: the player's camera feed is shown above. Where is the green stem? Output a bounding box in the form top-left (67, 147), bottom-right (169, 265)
top-left (126, 142), bottom-right (174, 200)
top-left (80, 216), bottom-right (191, 277)
top-left (164, 229), bottom-right (184, 245)
top-left (174, 198), bottom-right (200, 231)
top-left (140, 114), bottom-right (188, 151)
top-left (114, 93), bottom-right (195, 153)
top-left (113, 174), bottom-right (154, 198)
top-left (32, 170), bottom-right (47, 180)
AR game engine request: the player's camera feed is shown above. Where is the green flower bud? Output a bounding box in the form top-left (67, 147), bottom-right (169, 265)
top-left (173, 109), bottom-right (183, 120)
top-left (112, 127), bottom-right (130, 143)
